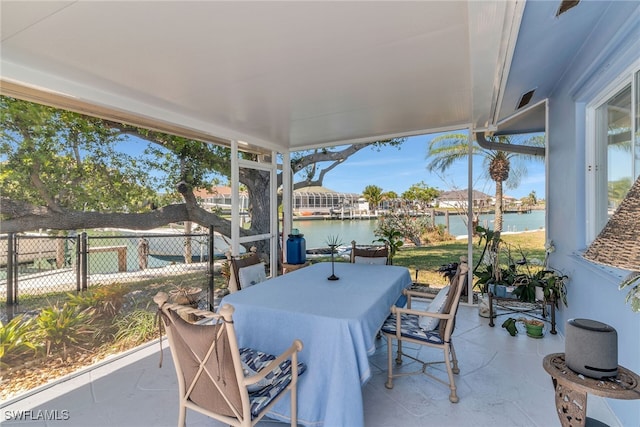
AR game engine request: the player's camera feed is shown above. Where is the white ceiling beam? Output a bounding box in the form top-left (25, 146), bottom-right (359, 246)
top-left (467, 0), bottom-right (526, 130)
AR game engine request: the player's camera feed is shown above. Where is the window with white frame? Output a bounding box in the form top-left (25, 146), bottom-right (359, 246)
top-left (586, 67), bottom-right (640, 244)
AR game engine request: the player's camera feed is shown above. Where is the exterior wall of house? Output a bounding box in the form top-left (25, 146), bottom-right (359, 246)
top-left (546, 4), bottom-right (640, 426)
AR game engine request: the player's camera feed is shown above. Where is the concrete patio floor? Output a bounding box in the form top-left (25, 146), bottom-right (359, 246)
top-left (0, 304), bottom-right (621, 427)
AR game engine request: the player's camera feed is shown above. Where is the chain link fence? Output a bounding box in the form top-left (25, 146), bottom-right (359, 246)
top-left (1, 227), bottom-right (227, 321)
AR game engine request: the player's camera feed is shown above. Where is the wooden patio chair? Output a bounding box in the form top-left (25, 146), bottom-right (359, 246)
top-left (228, 251), bottom-right (265, 292)
top-left (381, 257), bottom-right (469, 403)
top-left (154, 292), bottom-right (305, 427)
top-left (350, 240), bottom-right (389, 265)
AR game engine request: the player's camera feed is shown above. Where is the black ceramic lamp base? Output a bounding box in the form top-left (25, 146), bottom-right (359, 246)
top-left (328, 248), bottom-right (339, 280)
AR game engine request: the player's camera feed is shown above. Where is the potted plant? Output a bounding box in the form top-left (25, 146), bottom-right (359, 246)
top-left (519, 318), bottom-right (545, 338)
top-left (473, 227), bottom-right (569, 323)
top-left (512, 268), bottom-right (568, 308)
top-left (473, 227), bottom-right (519, 317)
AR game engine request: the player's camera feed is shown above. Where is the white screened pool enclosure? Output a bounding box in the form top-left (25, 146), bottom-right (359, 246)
top-left (292, 186), bottom-right (366, 218)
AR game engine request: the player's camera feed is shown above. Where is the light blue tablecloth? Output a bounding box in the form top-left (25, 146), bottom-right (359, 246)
top-left (220, 262), bottom-right (412, 427)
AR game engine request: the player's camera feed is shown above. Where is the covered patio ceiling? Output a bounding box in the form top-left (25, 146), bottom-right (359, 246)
top-left (0, 1), bottom-right (613, 152)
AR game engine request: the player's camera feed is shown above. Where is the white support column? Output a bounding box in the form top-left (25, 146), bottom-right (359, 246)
top-left (466, 129), bottom-right (475, 304)
top-left (270, 150), bottom-right (278, 276)
top-left (282, 151), bottom-right (293, 266)
top-left (544, 100), bottom-right (550, 236)
top-left (231, 140), bottom-right (240, 256)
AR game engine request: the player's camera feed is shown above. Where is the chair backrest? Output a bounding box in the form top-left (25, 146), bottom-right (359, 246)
top-left (350, 240), bottom-right (389, 265)
top-left (154, 292), bottom-right (249, 421)
top-left (438, 257), bottom-right (469, 338)
top-left (229, 252), bottom-right (262, 292)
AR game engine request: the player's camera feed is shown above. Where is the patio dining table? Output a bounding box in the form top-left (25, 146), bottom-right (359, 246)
top-left (220, 261), bottom-right (412, 427)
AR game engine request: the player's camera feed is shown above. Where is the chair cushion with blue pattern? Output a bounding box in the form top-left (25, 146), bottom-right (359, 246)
top-left (239, 347), bottom-right (307, 418)
top-left (381, 313), bottom-right (444, 345)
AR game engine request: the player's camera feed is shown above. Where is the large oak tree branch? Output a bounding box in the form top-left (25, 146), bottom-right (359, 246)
top-left (291, 144), bottom-right (370, 174)
top-left (0, 197), bottom-right (242, 237)
top-left (294, 158), bottom-right (346, 189)
top-left (30, 161), bottom-right (64, 213)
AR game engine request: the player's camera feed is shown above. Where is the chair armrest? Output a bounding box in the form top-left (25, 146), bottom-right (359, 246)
top-left (154, 292), bottom-right (220, 321)
top-left (403, 288), bottom-right (436, 309)
top-left (242, 339), bottom-right (303, 387)
top-left (390, 305), bottom-right (453, 320)
top-left (404, 289), bottom-right (436, 299)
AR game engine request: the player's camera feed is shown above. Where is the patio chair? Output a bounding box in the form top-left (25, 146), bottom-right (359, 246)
top-left (229, 252), bottom-right (265, 292)
top-left (350, 240), bottom-right (389, 265)
top-left (154, 292), bottom-right (305, 427)
top-left (381, 256), bottom-right (469, 403)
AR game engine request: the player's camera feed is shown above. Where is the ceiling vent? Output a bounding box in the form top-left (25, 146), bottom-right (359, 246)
top-left (556, 1), bottom-right (580, 17)
top-left (517, 89), bottom-right (536, 110)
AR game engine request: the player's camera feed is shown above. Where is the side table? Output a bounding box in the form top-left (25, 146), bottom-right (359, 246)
top-left (542, 353), bottom-right (640, 427)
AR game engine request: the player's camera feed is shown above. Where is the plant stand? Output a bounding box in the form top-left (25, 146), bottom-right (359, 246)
top-left (487, 292), bottom-right (556, 334)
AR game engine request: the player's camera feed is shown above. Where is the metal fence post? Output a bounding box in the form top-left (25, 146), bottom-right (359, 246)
top-left (75, 234), bottom-right (81, 292)
top-left (6, 233), bottom-right (17, 320)
top-left (77, 232), bottom-right (88, 291)
top-left (82, 232), bottom-right (88, 291)
top-left (208, 225), bottom-right (215, 311)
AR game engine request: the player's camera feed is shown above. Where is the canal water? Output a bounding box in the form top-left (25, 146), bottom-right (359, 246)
top-left (295, 210), bottom-right (545, 249)
top-left (3, 211), bottom-right (543, 278)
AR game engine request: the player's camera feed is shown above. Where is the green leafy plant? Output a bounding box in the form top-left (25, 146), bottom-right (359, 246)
top-left (0, 315), bottom-right (38, 366)
top-left (473, 226), bottom-right (500, 274)
top-left (220, 260), bottom-right (231, 286)
top-left (477, 262), bottom-right (528, 295)
top-left (34, 303), bottom-right (96, 356)
top-left (325, 235), bottom-right (343, 250)
top-left (376, 207), bottom-right (450, 246)
top-left (473, 226), bottom-right (509, 293)
top-left (534, 269), bottom-right (568, 307)
top-left (474, 226), bottom-right (568, 307)
top-left (373, 225), bottom-right (403, 265)
top-left (66, 283), bottom-right (129, 318)
top-left (114, 308), bottom-right (158, 350)
top-left (66, 290), bottom-right (100, 310)
top-left (620, 273), bottom-right (640, 312)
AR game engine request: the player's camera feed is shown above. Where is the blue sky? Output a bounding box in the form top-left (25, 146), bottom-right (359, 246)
top-left (117, 131), bottom-right (546, 200)
top-left (314, 133), bottom-right (547, 200)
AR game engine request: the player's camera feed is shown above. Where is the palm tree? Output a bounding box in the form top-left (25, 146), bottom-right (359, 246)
top-left (426, 133), bottom-right (544, 232)
top-left (362, 185), bottom-right (384, 212)
top-left (524, 190), bottom-right (538, 207)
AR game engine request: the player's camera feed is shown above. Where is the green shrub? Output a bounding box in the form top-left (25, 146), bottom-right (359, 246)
top-left (66, 291), bottom-right (101, 310)
top-left (113, 308), bottom-right (158, 350)
top-left (34, 304), bottom-right (96, 356)
top-left (0, 315), bottom-right (38, 366)
top-left (421, 223), bottom-right (455, 244)
top-left (376, 210), bottom-right (454, 248)
top-left (66, 283), bottom-right (129, 318)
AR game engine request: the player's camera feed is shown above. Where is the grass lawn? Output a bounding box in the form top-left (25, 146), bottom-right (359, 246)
top-left (392, 230), bottom-right (546, 287)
